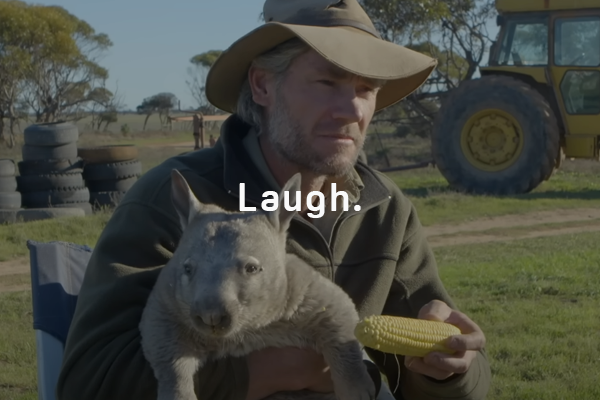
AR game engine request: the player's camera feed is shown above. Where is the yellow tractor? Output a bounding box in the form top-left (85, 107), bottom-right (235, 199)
top-left (431, 0), bottom-right (600, 194)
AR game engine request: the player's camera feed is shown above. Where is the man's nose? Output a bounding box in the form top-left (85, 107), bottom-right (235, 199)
top-left (331, 90), bottom-right (364, 123)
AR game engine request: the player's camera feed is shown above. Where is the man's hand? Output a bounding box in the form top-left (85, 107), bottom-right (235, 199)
top-left (404, 300), bottom-right (486, 381)
top-left (245, 346), bottom-right (334, 400)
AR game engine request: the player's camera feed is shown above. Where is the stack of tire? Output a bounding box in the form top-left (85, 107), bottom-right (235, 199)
top-left (17, 122), bottom-right (92, 216)
top-left (0, 159), bottom-right (21, 224)
top-left (78, 145), bottom-right (142, 210)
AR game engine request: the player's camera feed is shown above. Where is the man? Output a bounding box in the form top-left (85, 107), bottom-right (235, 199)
top-left (57, 0), bottom-right (491, 399)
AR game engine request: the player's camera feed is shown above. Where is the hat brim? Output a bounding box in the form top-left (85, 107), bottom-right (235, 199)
top-left (205, 22), bottom-right (437, 113)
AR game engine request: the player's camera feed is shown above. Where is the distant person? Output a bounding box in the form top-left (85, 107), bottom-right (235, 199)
top-left (209, 134), bottom-right (216, 147)
top-left (57, 1), bottom-right (491, 399)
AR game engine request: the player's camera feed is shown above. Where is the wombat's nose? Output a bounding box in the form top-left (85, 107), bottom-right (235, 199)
top-left (197, 312), bottom-right (229, 328)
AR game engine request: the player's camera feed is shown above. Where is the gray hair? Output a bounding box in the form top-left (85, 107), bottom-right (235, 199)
top-left (236, 38), bottom-right (310, 132)
top-left (235, 38), bottom-right (388, 132)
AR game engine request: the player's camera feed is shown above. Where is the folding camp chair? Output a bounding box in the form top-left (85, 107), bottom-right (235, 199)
top-left (27, 240), bottom-right (93, 400)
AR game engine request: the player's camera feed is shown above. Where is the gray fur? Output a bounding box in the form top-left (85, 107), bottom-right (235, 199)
top-left (139, 170), bottom-right (376, 400)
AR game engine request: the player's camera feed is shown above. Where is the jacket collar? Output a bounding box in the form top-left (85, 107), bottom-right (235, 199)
top-left (218, 114), bottom-right (392, 212)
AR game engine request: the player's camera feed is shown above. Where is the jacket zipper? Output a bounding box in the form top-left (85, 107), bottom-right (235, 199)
top-left (328, 195), bottom-right (392, 276)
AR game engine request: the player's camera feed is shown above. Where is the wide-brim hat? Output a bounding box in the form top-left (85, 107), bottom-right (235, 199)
top-left (205, 0), bottom-right (438, 114)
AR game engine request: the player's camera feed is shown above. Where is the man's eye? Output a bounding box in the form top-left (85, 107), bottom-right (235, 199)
top-left (318, 80), bottom-right (334, 86)
top-left (358, 86), bottom-right (376, 95)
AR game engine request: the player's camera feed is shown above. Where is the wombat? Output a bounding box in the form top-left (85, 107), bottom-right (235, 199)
top-left (139, 169), bottom-right (376, 400)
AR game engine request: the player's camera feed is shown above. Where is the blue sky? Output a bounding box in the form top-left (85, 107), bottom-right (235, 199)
top-left (31, 0), bottom-right (499, 111)
top-left (32, 0), bottom-right (268, 110)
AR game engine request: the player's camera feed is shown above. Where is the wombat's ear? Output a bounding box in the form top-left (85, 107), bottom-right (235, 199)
top-left (268, 172), bottom-right (301, 232)
top-left (171, 169), bottom-right (203, 230)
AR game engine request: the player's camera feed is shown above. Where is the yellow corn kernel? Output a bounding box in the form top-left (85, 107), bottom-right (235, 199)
top-left (354, 315), bottom-right (461, 358)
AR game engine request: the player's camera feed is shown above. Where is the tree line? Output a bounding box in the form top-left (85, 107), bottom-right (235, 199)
top-left (0, 0), bottom-right (496, 146)
top-left (188, 0), bottom-right (498, 138)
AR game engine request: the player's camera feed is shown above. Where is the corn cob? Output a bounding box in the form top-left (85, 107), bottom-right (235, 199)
top-left (354, 315), bottom-right (461, 358)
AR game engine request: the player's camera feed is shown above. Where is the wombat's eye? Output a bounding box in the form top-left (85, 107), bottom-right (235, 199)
top-left (244, 263), bottom-right (261, 274)
top-left (183, 260), bottom-right (193, 275)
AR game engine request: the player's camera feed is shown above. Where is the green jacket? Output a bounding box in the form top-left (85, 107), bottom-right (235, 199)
top-left (57, 115), bottom-right (491, 400)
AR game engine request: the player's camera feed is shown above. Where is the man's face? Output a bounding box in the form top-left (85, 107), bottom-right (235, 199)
top-left (262, 49), bottom-right (381, 177)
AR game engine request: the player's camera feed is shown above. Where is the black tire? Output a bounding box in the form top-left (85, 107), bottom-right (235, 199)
top-left (86, 176), bottom-right (138, 192)
top-left (0, 191), bottom-right (21, 209)
top-left (18, 158), bottom-right (84, 176)
top-left (17, 173), bottom-right (84, 193)
top-left (0, 176), bottom-right (17, 192)
top-left (83, 160), bottom-right (142, 180)
top-left (24, 122), bottom-right (79, 146)
top-left (0, 159), bottom-right (16, 177)
top-left (431, 75), bottom-right (560, 195)
top-left (21, 188), bottom-right (90, 208)
top-left (90, 191), bottom-right (127, 208)
top-left (22, 142), bottom-right (78, 161)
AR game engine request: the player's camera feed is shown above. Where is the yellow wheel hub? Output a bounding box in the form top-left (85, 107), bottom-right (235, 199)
top-left (460, 109), bottom-right (524, 172)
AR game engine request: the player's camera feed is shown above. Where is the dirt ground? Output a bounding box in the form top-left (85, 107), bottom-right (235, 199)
top-left (1, 207), bottom-right (599, 293)
top-left (425, 207), bottom-right (600, 247)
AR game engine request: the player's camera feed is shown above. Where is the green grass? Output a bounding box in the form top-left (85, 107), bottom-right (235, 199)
top-left (0, 211), bottom-right (112, 262)
top-left (0, 273), bottom-right (30, 288)
top-left (387, 167), bottom-right (600, 226)
top-left (0, 291), bottom-right (37, 400)
top-left (1, 231), bottom-right (599, 399)
top-left (434, 231), bottom-right (600, 399)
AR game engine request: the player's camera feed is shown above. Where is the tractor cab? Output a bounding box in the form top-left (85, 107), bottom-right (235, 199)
top-left (484, 0), bottom-right (600, 152)
top-left (430, 0), bottom-right (600, 196)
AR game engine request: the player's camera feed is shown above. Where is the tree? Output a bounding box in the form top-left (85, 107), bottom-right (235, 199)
top-left (360, 0), bottom-right (494, 88)
top-left (438, 0), bottom-right (496, 84)
top-left (0, 0), bottom-right (47, 147)
top-left (360, 0), bottom-right (450, 44)
top-left (185, 50), bottom-right (222, 114)
top-left (89, 81), bottom-right (126, 132)
top-left (136, 92), bottom-right (178, 131)
top-left (0, 0), bottom-right (114, 147)
top-left (22, 3), bottom-right (113, 123)
top-left (360, 0), bottom-right (497, 137)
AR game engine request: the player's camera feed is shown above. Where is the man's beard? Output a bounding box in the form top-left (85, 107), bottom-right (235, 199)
top-left (262, 86), bottom-right (364, 177)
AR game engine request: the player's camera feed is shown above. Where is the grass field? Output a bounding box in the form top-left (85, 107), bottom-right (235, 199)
top-left (0, 211), bottom-right (112, 262)
top-left (437, 232), bottom-right (600, 399)
top-left (1, 232), bottom-right (599, 400)
top-left (389, 166), bottom-right (600, 226)
top-left (1, 116), bottom-right (600, 399)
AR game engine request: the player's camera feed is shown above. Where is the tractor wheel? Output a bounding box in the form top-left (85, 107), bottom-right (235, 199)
top-left (431, 75), bottom-right (560, 195)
